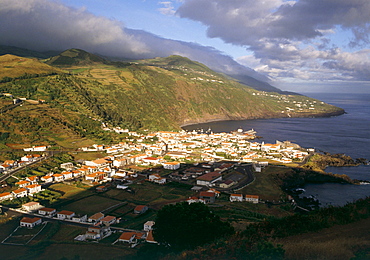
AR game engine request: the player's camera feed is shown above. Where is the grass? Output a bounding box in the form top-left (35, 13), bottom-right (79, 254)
top-left (103, 181), bottom-right (193, 206)
top-left (49, 183), bottom-right (93, 200)
top-left (277, 217), bottom-right (370, 260)
top-left (118, 209), bottom-right (157, 230)
top-left (31, 243), bottom-right (136, 260)
top-left (3, 223), bottom-right (46, 245)
top-left (62, 195), bottom-right (122, 215)
top-left (238, 168), bottom-right (286, 201)
top-left (49, 224), bottom-right (85, 242)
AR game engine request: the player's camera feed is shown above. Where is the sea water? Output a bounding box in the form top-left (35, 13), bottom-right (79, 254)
top-left (183, 92), bottom-right (370, 206)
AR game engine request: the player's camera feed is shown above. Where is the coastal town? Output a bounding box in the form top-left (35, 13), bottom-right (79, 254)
top-left (0, 127), bottom-right (312, 246)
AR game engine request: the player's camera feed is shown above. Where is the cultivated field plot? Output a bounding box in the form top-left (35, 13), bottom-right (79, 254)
top-left (239, 170), bottom-right (285, 201)
top-left (31, 243), bottom-right (136, 260)
top-left (2, 223), bottom-right (47, 245)
top-left (49, 224), bottom-right (86, 242)
top-left (122, 210), bottom-right (157, 230)
top-left (49, 183), bottom-right (93, 200)
top-left (104, 181), bottom-right (194, 206)
top-left (62, 195), bottom-right (123, 215)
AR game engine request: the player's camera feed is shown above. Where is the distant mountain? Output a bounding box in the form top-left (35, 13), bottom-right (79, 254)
top-left (0, 45), bottom-right (59, 59)
top-left (0, 50), bottom-right (344, 148)
top-left (0, 44), bottom-right (285, 93)
top-left (44, 48), bottom-right (107, 66)
top-left (226, 73), bottom-right (293, 94)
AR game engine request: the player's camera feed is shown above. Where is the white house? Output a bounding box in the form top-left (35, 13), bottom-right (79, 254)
top-left (52, 173), bottom-right (64, 182)
top-left (25, 184), bottom-right (42, 195)
top-left (57, 210), bottom-right (75, 220)
top-left (142, 157), bottom-right (161, 165)
top-left (143, 221), bottom-right (155, 231)
top-left (162, 161), bottom-right (181, 170)
top-left (148, 174), bottom-right (166, 184)
top-left (88, 212), bottom-right (104, 223)
top-left (20, 217), bottom-right (42, 228)
top-left (22, 201), bottom-right (42, 211)
top-left (245, 195), bottom-right (259, 204)
top-left (38, 207), bottom-right (57, 217)
top-left (0, 192), bottom-right (13, 201)
top-left (12, 188), bottom-right (28, 198)
top-left (61, 171), bottom-right (73, 180)
top-left (41, 175), bottom-right (53, 183)
top-left (230, 194), bottom-right (244, 202)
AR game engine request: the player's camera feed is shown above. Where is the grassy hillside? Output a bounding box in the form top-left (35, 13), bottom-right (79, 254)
top-left (0, 50), bottom-right (344, 146)
top-left (0, 54), bottom-right (62, 81)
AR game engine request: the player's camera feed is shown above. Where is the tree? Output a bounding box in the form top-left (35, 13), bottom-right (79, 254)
top-left (153, 202), bottom-right (234, 250)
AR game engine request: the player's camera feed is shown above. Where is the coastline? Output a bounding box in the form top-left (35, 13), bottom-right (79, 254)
top-left (180, 108), bottom-right (345, 128)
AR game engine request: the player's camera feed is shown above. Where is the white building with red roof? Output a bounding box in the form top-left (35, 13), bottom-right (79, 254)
top-left (230, 194), bottom-right (244, 202)
top-left (20, 217), bottom-right (42, 228)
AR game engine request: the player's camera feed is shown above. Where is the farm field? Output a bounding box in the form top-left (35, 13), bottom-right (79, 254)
top-left (62, 195), bottom-right (122, 215)
top-left (103, 181), bottom-right (194, 208)
top-left (49, 183), bottom-right (93, 200)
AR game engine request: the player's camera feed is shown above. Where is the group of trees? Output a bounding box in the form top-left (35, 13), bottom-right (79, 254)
top-left (147, 197), bottom-right (370, 259)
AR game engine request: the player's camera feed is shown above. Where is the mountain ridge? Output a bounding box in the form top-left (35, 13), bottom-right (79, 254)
top-left (0, 49), bottom-right (345, 147)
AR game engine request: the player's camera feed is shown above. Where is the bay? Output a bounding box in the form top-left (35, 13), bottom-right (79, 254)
top-left (183, 92), bottom-right (370, 206)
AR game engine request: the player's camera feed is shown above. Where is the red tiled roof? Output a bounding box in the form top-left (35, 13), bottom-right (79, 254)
top-left (58, 210), bottom-right (75, 216)
top-left (199, 191), bottom-right (215, 197)
top-left (21, 217), bottom-right (41, 224)
top-left (197, 172), bottom-right (221, 181)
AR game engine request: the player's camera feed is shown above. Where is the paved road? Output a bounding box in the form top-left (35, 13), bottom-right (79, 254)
top-left (0, 101), bottom-right (23, 113)
top-left (0, 156), bottom-right (51, 183)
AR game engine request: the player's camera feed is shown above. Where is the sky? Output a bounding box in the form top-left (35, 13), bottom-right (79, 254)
top-left (1, 0), bottom-right (370, 93)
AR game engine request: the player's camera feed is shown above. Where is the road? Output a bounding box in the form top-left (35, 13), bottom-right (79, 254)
top-left (0, 155), bottom-right (51, 183)
top-left (0, 101), bottom-right (23, 113)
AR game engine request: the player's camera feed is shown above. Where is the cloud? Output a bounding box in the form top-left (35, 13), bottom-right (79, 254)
top-left (0, 0), bottom-right (148, 57)
top-left (158, 1), bottom-right (176, 16)
top-left (177, 0), bottom-right (370, 83)
top-left (0, 0), bottom-right (268, 84)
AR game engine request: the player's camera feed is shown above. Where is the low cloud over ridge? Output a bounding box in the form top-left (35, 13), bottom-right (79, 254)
top-left (0, 0), bottom-right (268, 84)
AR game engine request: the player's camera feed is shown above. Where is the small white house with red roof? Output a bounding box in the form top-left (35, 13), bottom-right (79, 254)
top-left (134, 205), bottom-right (148, 214)
top-left (57, 210), bottom-right (75, 220)
top-left (38, 207), bottom-right (57, 217)
top-left (20, 217), bottom-right (42, 228)
top-left (52, 173), bottom-right (64, 182)
top-left (41, 175), bottom-right (53, 183)
top-left (0, 192), bottom-right (13, 201)
top-left (15, 180), bottom-right (31, 188)
top-left (22, 201), bottom-right (42, 211)
top-left (12, 188), bottom-right (28, 198)
top-left (230, 194), bottom-right (244, 202)
top-left (25, 184), bottom-right (42, 195)
top-left (245, 195), bottom-right (259, 204)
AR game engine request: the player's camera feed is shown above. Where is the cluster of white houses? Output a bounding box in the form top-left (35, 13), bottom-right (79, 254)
top-left (0, 154), bottom-right (43, 173)
top-left (79, 128), bottom-right (310, 166)
top-left (230, 194), bottom-right (260, 203)
top-left (17, 201), bottom-right (157, 244)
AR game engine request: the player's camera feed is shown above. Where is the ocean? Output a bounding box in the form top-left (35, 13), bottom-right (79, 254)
top-left (183, 92), bottom-right (370, 207)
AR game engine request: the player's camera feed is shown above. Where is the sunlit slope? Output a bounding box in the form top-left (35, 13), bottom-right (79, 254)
top-left (0, 54), bottom-right (62, 80)
top-left (0, 51), bottom-right (344, 147)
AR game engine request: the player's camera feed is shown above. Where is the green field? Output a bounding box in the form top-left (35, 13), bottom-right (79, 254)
top-left (103, 181), bottom-right (194, 207)
top-left (62, 195), bottom-right (122, 215)
top-left (49, 183), bottom-right (92, 200)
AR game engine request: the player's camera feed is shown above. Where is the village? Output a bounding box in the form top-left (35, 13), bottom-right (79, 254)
top-left (0, 128), bottom-right (312, 246)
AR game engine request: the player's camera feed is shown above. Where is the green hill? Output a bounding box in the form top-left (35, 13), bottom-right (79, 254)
top-left (0, 54), bottom-right (63, 81)
top-left (0, 50), bottom-right (344, 148)
top-left (44, 48), bottom-right (107, 66)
